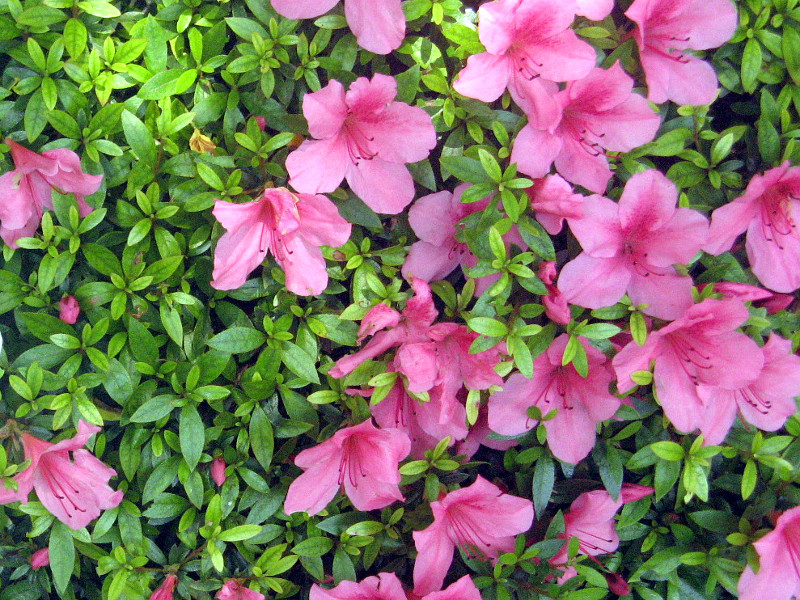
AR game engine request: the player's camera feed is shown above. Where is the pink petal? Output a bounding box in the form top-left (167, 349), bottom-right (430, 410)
top-left (637, 208), bottom-right (709, 267)
top-left (640, 49), bottom-right (720, 106)
top-left (475, 0), bottom-right (519, 54)
top-left (488, 373), bottom-right (539, 437)
top-left (280, 236), bottom-right (330, 296)
top-left (746, 214), bottom-right (800, 292)
top-left (302, 80), bottom-right (348, 139)
top-left (284, 456), bottom-right (341, 515)
top-left (412, 523), bottom-right (455, 596)
top-left (653, 350), bottom-right (706, 433)
top-left (402, 241), bottom-right (462, 282)
top-left (576, 0), bottom-right (613, 20)
top-left (511, 125), bottom-right (562, 179)
top-left (613, 336), bottom-right (660, 394)
top-left (627, 270), bottom-right (695, 320)
top-left (567, 194), bottom-right (622, 257)
top-left (358, 303), bottom-right (401, 341)
top-left (705, 197), bottom-right (757, 255)
top-left (295, 193), bottom-right (352, 248)
top-left (696, 387), bottom-right (739, 445)
top-left (618, 169), bottom-right (677, 232)
top-left (0, 171), bottom-right (37, 230)
top-left (345, 73), bottom-right (398, 112)
top-left (408, 190), bottom-right (459, 246)
top-left (424, 576), bottom-right (482, 600)
top-left (524, 29), bottom-right (596, 82)
top-left (553, 134), bottom-right (613, 193)
top-left (346, 159), bottom-right (415, 214)
top-left (344, 0), bottom-right (405, 54)
top-left (210, 203), bottom-right (269, 290)
top-left (271, 0), bottom-right (339, 18)
top-left (371, 103), bottom-right (437, 164)
top-left (557, 253), bottom-right (631, 309)
top-left (454, 53), bottom-right (512, 103)
top-left (545, 402), bottom-right (600, 463)
top-left (508, 75), bottom-right (562, 129)
top-left (40, 148), bottom-right (103, 197)
top-left (287, 136), bottom-right (350, 195)
top-left (395, 341), bottom-right (439, 393)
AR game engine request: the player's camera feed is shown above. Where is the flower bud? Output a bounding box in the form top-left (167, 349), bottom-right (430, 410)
top-left (59, 295), bottom-right (80, 325)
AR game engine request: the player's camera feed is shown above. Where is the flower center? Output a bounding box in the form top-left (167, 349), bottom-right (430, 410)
top-left (343, 114), bottom-right (377, 166)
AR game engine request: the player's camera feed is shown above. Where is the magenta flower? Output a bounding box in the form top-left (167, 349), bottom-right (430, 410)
top-left (0, 139), bottom-right (102, 248)
top-left (286, 74), bottom-right (436, 214)
top-left (625, 0), bottom-right (738, 106)
top-left (453, 0), bottom-right (596, 128)
top-left (705, 162), bottom-right (800, 293)
top-left (0, 421), bottom-right (123, 530)
top-left (271, 0), bottom-right (404, 54)
top-left (210, 457), bottom-right (227, 487)
top-left (556, 170), bottom-right (708, 320)
top-left (283, 419), bottom-right (410, 516)
top-left (58, 295), bottom-right (80, 325)
top-left (526, 175), bottom-right (585, 235)
top-left (738, 505), bottom-right (800, 600)
top-left (511, 63), bottom-right (661, 193)
top-left (697, 333), bottom-right (800, 445)
top-left (412, 475), bottom-right (534, 595)
top-left (150, 575), bottom-right (178, 600)
top-left (538, 261), bottom-right (571, 325)
top-left (311, 572), bottom-right (481, 600)
top-left (550, 484), bottom-right (654, 581)
top-left (30, 548), bottom-right (49, 569)
top-left (487, 334), bottom-right (619, 464)
top-left (210, 187), bottom-right (351, 295)
top-left (614, 298), bottom-right (764, 434)
top-left (217, 580), bottom-right (265, 600)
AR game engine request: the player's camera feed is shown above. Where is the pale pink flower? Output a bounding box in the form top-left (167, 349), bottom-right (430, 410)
top-left (526, 175), bottom-right (585, 235)
top-left (538, 261), bottom-right (571, 324)
top-left (487, 334), bottom-right (619, 464)
top-left (311, 572), bottom-right (481, 600)
top-left (150, 575), bottom-right (178, 600)
top-left (287, 74), bottom-right (436, 214)
top-left (511, 63), bottom-right (660, 193)
top-left (698, 333), bottom-right (800, 445)
top-left (613, 298), bottom-right (764, 434)
top-left (705, 162), bottom-right (800, 293)
top-left (0, 420), bottom-right (123, 530)
top-left (271, 0), bottom-right (404, 54)
top-left (283, 419), bottom-right (410, 516)
top-left (210, 457), bottom-right (227, 487)
top-left (58, 295), bottom-right (80, 325)
top-left (738, 505), bottom-right (800, 600)
top-left (210, 187), bottom-right (351, 295)
top-left (625, 0), bottom-right (738, 105)
top-left (576, 0), bottom-right (613, 20)
top-left (551, 484), bottom-right (654, 580)
top-left (453, 0), bottom-right (596, 128)
top-left (30, 548), bottom-right (49, 569)
top-left (0, 139), bottom-right (102, 248)
top-left (557, 170), bottom-right (708, 319)
top-left (412, 475), bottom-right (534, 595)
top-left (217, 580), bottom-right (264, 600)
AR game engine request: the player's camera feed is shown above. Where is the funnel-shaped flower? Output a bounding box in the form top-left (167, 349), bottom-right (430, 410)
top-left (625, 0), bottom-right (738, 105)
top-left (0, 139), bottom-right (102, 247)
top-left (487, 334), bottom-right (619, 463)
top-left (557, 170), bottom-right (708, 319)
top-left (706, 162), bottom-right (800, 293)
top-left (412, 475), bottom-right (534, 595)
top-left (0, 421), bottom-right (123, 530)
top-left (454, 0), bottom-right (596, 127)
top-left (217, 580), bottom-right (265, 600)
top-left (271, 0), bottom-right (404, 54)
top-left (614, 298), bottom-right (764, 434)
top-left (211, 187), bottom-right (350, 295)
top-left (311, 573), bottom-right (481, 600)
top-left (284, 419), bottom-right (411, 516)
top-left (150, 575), bottom-right (178, 600)
top-left (697, 333), bottom-right (800, 445)
top-left (511, 63), bottom-right (660, 193)
top-left (287, 74), bottom-right (436, 214)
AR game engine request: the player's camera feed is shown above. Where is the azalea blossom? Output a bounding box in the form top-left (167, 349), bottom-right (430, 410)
top-left (412, 475), bottom-right (534, 595)
top-left (702, 281), bottom-right (794, 314)
top-left (150, 574), bottom-right (178, 600)
top-left (210, 187), bottom-right (351, 295)
top-left (487, 334), bottom-right (619, 464)
top-left (457, 403), bottom-right (519, 459)
top-left (58, 295), bottom-right (80, 325)
top-left (286, 74), bottom-right (436, 214)
top-left (210, 457), bottom-right (227, 487)
top-left (0, 420), bottom-right (123, 530)
top-left (0, 139), bottom-right (102, 248)
top-left (551, 484), bottom-right (654, 581)
top-left (614, 298), bottom-right (764, 434)
top-left (271, 0), bottom-right (405, 54)
top-left (30, 548), bottom-right (49, 569)
top-left (453, 0), bottom-right (596, 128)
top-left (217, 580), bottom-right (265, 600)
top-left (538, 261), bottom-right (571, 324)
top-left (557, 170), bottom-right (708, 319)
top-left (697, 333), bottom-right (800, 445)
top-left (705, 162), bottom-right (800, 293)
top-left (310, 572), bottom-right (481, 600)
top-left (738, 505), bottom-right (800, 600)
top-left (511, 63), bottom-right (661, 193)
top-left (283, 419), bottom-right (411, 516)
top-left (526, 175), bottom-right (585, 235)
top-left (625, 0), bottom-right (738, 106)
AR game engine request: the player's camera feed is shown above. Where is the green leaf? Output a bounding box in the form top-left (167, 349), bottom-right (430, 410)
top-left (250, 405), bottom-right (274, 472)
top-left (478, 149), bottom-right (502, 183)
top-left (207, 327), bottom-right (266, 353)
top-left (468, 317), bottom-right (508, 337)
top-left (439, 156), bottom-right (494, 184)
top-left (651, 441), bottom-right (685, 461)
top-left (280, 341), bottom-right (320, 383)
top-left (121, 110), bottom-right (157, 167)
top-left (49, 521), bottom-right (75, 593)
top-left (180, 404), bottom-right (205, 471)
top-left (218, 524), bottom-right (262, 541)
top-left (741, 38), bottom-right (762, 93)
top-left (129, 394), bottom-right (175, 423)
top-left (76, 0), bottom-right (121, 17)
top-left (516, 216), bottom-right (556, 261)
top-left (784, 26), bottom-right (800, 87)
top-left (532, 457), bottom-right (555, 517)
top-left (292, 537), bottom-right (334, 557)
top-left (741, 460), bottom-right (757, 500)
top-left (138, 70), bottom-right (190, 100)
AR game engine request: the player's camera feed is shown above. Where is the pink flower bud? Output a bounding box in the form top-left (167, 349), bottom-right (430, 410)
top-left (150, 574), bottom-right (178, 600)
top-left (58, 295), bottom-right (80, 324)
top-left (254, 116), bottom-right (266, 131)
top-left (30, 548), bottom-right (49, 569)
top-left (605, 572), bottom-right (631, 596)
top-left (211, 457), bottom-right (227, 487)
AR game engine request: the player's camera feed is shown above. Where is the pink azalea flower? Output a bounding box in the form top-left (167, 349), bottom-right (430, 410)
top-left (738, 505), bottom-right (800, 600)
top-left (412, 475), bottom-right (534, 595)
top-left (150, 575), bottom-right (178, 600)
top-left (511, 63), bottom-right (660, 193)
top-left (697, 333), bottom-right (800, 445)
top-left (283, 419), bottom-right (410, 516)
top-left (705, 162), bottom-right (800, 293)
top-left (210, 187), bottom-right (351, 295)
top-left (551, 484), bottom-right (654, 580)
top-left (487, 334), bottom-right (619, 464)
top-left (0, 420), bottom-right (123, 530)
top-left (456, 403), bottom-right (519, 459)
top-left (557, 170), bottom-right (708, 319)
top-left (613, 298), bottom-right (764, 434)
top-left (453, 0), bottom-right (596, 128)
top-left (270, 0), bottom-right (404, 54)
top-left (58, 295), bottom-right (80, 325)
top-left (311, 572), bottom-right (481, 600)
top-left (705, 282), bottom-right (794, 314)
top-left (217, 580), bottom-right (265, 600)
top-left (576, 0), bottom-right (613, 20)
top-left (0, 139), bottom-right (102, 248)
top-left (538, 261), bottom-right (571, 324)
top-left (30, 548), bottom-right (49, 569)
top-left (526, 175), bottom-right (585, 235)
top-left (286, 74), bottom-right (436, 214)
top-left (210, 457), bottom-right (227, 487)
top-left (625, 0), bottom-right (738, 106)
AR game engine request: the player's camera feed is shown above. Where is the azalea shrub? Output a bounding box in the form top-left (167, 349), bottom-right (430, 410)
top-left (3, 0), bottom-right (800, 599)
